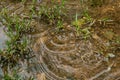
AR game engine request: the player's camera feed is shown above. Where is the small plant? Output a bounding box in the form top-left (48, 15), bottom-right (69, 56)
top-left (83, 10), bottom-right (93, 22)
top-left (38, 0), bottom-right (66, 25)
top-left (0, 8), bottom-right (32, 68)
top-left (81, 27), bottom-right (91, 39)
top-left (72, 12), bottom-right (92, 39)
top-left (57, 20), bottom-right (63, 29)
top-left (72, 13), bottom-right (85, 34)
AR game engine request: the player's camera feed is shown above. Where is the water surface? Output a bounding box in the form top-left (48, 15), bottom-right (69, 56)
top-left (0, 23), bottom-right (7, 49)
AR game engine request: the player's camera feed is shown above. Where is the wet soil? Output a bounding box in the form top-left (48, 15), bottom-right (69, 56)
top-left (0, 0), bottom-right (120, 80)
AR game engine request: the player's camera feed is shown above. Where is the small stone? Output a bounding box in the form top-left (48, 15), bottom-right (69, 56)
top-left (108, 53), bottom-right (115, 58)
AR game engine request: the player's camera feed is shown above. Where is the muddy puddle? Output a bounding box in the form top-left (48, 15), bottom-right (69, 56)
top-left (31, 28), bottom-right (120, 80)
top-left (0, 0), bottom-right (120, 80)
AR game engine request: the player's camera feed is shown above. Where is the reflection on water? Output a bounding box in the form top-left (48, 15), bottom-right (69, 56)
top-left (0, 23), bottom-right (7, 49)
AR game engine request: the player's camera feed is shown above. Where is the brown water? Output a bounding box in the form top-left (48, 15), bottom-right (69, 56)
top-left (0, 0), bottom-right (120, 80)
top-left (31, 28), bottom-right (120, 80)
